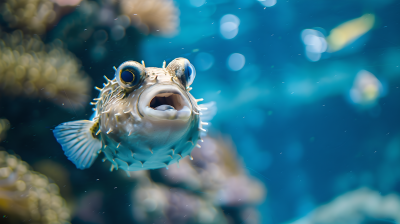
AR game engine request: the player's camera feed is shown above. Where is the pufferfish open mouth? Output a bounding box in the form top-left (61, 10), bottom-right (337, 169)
top-left (138, 86), bottom-right (192, 121)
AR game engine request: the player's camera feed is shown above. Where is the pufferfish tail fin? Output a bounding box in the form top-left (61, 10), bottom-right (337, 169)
top-left (53, 120), bottom-right (102, 170)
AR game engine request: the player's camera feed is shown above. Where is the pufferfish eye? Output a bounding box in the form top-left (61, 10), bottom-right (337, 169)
top-left (166, 58), bottom-right (196, 88)
top-left (115, 61), bottom-right (145, 89)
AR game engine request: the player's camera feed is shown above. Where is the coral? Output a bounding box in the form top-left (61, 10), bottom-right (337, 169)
top-left (0, 150), bottom-right (71, 224)
top-left (158, 136), bottom-right (266, 207)
top-left (0, 0), bottom-right (81, 35)
top-left (52, 0), bottom-right (83, 7)
top-left (119, 0), bottom-right (179, 36)
top-left (50, 0), bottom-right (179, 50)
top-left (291, 188), bottom-right (400, 224)
top-left (126, 135), bottom-right (265, 223)
top-left (0, 0), bottom-right (57, 35)
top-left (0, 119), bottom-right (10, 142)
top-left (0, 30), bottom-right (91, 110)
top-left (131, 179), bottom-right (228, 224)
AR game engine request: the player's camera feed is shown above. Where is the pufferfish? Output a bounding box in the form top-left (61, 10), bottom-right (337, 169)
top-left (53, 58), bottom-right (216, 172)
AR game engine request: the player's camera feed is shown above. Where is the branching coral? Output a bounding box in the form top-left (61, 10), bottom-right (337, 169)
top-left (129, 136), bottom-right (266, 224)
top-left (0, 150), bottom-right (71, 224)
top-left (132, 180), bottom-right (228, 224)
top-left (159, 136), bottom-right (266, 207)
top-left (0, 0), bottom-right (82, 35)
top-left (0, 119), bottom-right (10, 142)
top-left (291, 188), bottom-right (400, 224)
top-left (119, 0), bottom-right (179, 36)
top-left (0, 0), bottom-right (57, 35)
top-left (0, 30), bottom-right (91, 110)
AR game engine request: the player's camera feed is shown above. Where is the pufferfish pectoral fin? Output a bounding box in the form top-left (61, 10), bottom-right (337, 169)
top-left (198, 101), bottom-right (217, 137)
top-left (199, 101), bottom-right (217, 122)
top-left (53, 120), bottom-right (102, 170)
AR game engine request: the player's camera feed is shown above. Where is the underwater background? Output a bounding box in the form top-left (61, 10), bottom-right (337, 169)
top-left (1, 0), bottom-right (400, 223)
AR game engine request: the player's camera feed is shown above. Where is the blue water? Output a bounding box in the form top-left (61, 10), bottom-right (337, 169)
top-left (143, 1), bottom-right (400, 223)
top-left (1, 0), bottom-right (400, 223)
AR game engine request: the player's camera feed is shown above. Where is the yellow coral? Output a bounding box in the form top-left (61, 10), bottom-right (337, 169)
top-left (119, 0), bottom-right (179, 36)
top-left (0, 150), bottom-right (71, 224)
top-left (0, 30), bottom-right (91, 110)
top-left (0, 0), bottom-right (58, 35)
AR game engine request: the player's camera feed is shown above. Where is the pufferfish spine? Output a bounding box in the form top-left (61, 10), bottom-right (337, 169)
top-left (53, 58), bottom-right (216, 172)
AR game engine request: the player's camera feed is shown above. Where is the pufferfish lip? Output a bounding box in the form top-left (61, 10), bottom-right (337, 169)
top-left (138, 85), bottom-right (192, 121)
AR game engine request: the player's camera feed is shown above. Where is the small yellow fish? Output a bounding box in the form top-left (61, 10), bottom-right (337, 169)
top-left (53, 58), bottom-right (216, 172)
top-left (327, 14), bottom-right (375, 53)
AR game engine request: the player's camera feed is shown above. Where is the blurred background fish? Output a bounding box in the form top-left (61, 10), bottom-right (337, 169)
top-left (327, 14), bottom-right (375, 53)
top-left (0, 0), bottom-right (399, 223)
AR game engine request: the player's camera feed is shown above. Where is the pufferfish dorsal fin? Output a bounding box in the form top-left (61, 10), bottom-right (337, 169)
top-left (53, 120), bottom-right (102, 170)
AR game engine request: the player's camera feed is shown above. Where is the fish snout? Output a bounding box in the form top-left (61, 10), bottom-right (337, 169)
top-left (138, 85), bottom-right (192, 121)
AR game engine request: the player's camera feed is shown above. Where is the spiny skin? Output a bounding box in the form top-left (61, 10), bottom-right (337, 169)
top-left (93, 66), bottom-right (201, 171)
